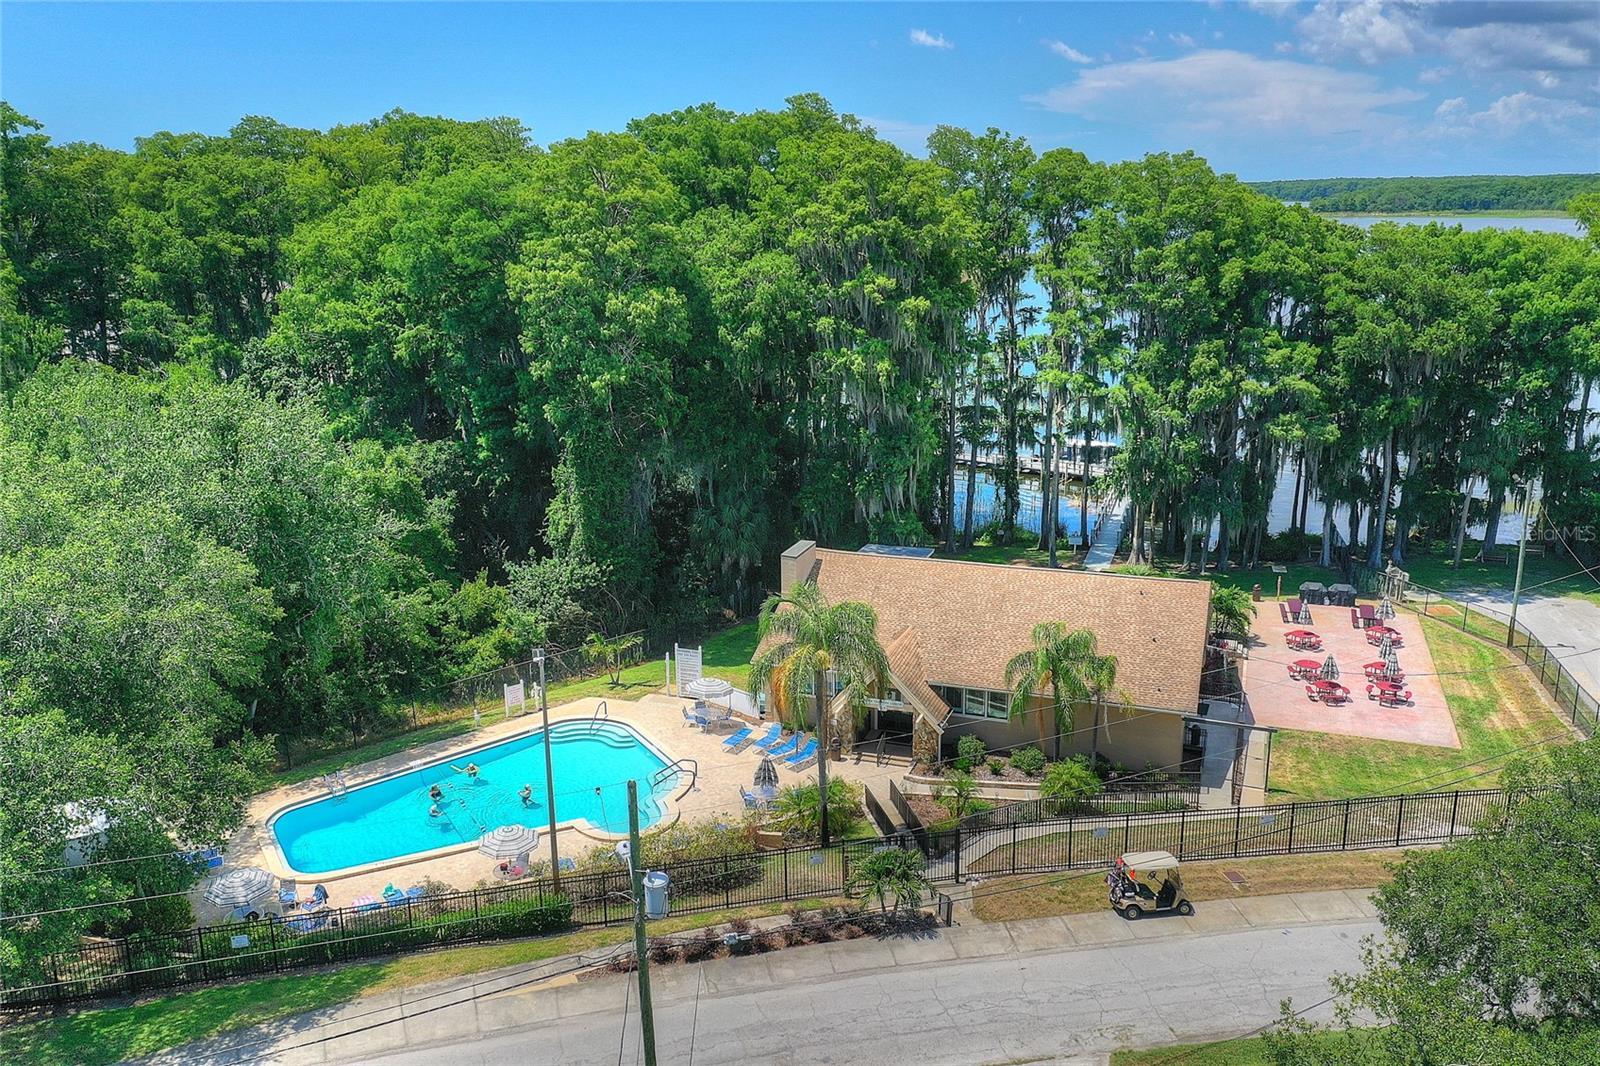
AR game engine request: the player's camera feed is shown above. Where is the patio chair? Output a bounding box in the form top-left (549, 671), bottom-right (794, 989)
top-left (767, 732), bottom-right (804, 760)
top-left (682, 706), bottom-right (711, 729)
top-left (1305, 685), bottom-right (1319, 703)
top-left (1278, 602), bottom-right (1292, 624)
top-left (278, 878), bottom-right (299, 909)
top-left (755, 728), bottom-right (790, 753)
top-left (784, 738), bottom-right (819, 771)
top-left (558, 857), bottom-right (576, 873)
top-left (721, 726), bottom-right (755, 752)
top-left (309, 884), bottom-right (329, 906)
top-left (740, 786), bottom-right (767, 810)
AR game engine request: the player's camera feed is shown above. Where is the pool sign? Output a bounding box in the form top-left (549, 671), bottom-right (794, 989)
top-left (504, 680), bottom-right (526, 718)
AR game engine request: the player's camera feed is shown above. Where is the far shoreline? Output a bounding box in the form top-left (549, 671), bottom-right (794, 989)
top-left (1317, 209), bottom-right (1573, 219)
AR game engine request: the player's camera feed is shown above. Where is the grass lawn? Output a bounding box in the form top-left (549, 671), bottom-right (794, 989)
top-left (1111, 1028), bottom-right (1376, 1065)
top-left (6, 896), bottom-right (844, 1066)
top-left (1267, 615), bottom-right (1575, 801)
top-left (969, 850), bottom-right (1399, 924)
top-left (1402, 549), bottom-right (1600, 606)
top-left (270, 620), bottom-right (761, 787)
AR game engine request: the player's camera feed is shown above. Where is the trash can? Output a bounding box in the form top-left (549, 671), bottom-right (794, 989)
top-left (642, 871), bottom-right (670, 919)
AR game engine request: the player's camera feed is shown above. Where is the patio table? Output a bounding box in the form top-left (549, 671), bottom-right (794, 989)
top-left (1313, 679), bottom-right (1350, 704)
top-left (1289, 658), bottom-right (1322, 679)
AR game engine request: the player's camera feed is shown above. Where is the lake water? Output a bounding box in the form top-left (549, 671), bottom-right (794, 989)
top-left (1326, 214), bottom-right (1582, 236)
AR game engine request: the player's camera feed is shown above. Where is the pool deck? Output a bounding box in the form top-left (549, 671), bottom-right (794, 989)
top-left (211, 693), bottom-right (909, 911)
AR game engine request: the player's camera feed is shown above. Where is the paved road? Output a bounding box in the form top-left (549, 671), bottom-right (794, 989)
top-left (1444, 587), bottom-right (1600, 704)
top-left (346, 917), bottom-right (1374, 1066)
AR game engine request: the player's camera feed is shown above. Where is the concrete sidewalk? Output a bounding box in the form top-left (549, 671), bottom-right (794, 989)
top-left (141, 888), bottom-right (1379, 1065)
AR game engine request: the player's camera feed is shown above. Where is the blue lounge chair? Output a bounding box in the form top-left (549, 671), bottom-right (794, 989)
top-left (784, 738), bottom-right (819, 771)
top-left (748, 723), bottom-right (781, 751)
top-left (558, 857), bottom-right (576, 873)
top-left (766, 732), bottom-right (803, 760)
top-left (721, 726), bottom-right (755, 752)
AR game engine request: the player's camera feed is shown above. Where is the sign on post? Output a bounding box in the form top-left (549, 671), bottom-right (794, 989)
top-left (504, 680), bottom-right (526, 719)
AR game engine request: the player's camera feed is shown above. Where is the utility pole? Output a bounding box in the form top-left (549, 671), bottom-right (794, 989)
top-left (536, 648), bottom-right (560, 888)
top-left (816, 673), bottom-right (831, 847)
top-left (626, 780), bottom-right (658, 1066)
top-left (1507, 491), bottom-right (1531, 649)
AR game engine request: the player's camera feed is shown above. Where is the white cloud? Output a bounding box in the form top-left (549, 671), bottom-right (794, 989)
top-left (1434, 91), bottom-right (1595, 134)
top-left (1026, 49), bottom-right (1424, 139)
top-left (909, 28), bottom-right (953, 51)
top-left (1273, 40), bottom-right (1296, 54)
top-left (1044, 38), bottom-right (1094, 64)
top-left (1298, 0), bottom-right (1418, 65)
top-left (1170, 32), bottom-right (1198, 49)
top-left (855, 115), bottom-right (938, 153)
top-left (1417, 65), bottom-right (1451, 84)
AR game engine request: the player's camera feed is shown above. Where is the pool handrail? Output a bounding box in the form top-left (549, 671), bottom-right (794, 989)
top-left (651, 757), bottom-right (698, 793)
top-left (590, 700), bottom-right (609, 729)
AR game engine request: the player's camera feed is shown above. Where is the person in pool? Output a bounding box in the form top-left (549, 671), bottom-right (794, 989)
top-left (519, 784), bottom-right (533, 807)
top-left (429, 803), bottom-right (443, 818)
top-left (428, 784), bottom-right (443, 801)
top-left (465, 762), bottom-right (480, 780)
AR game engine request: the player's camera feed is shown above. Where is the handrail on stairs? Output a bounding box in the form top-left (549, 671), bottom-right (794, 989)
top-left (651, 757), bottom-right (698, 793)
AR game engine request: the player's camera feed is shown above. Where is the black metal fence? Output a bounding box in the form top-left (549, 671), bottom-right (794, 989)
top-left (4, 787), bottom-right (1513, 1008)
top-left (1351, 564), bottom-right (1597, 739)
top-left (919, 788), bottom-right (1508, 881)
top-left (1, 837), bottom-right (871, 1008)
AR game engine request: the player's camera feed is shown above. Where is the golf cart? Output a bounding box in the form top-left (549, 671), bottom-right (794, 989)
top-left (1107, 850), bottom-right (1192, 920)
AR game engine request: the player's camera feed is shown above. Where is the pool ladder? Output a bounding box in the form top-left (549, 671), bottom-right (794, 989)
top-left (651, 757), bottom-right (698, 793)
top-left (590, 700), bottom-right (609, 729)
top-left (322, 770), bottom-right (350, 797)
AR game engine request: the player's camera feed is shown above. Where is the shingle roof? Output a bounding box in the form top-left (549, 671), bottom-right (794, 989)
top-left (802, 549), bottom-right (1209, 714)
top-left (883, 627), bottom-right (952, 726)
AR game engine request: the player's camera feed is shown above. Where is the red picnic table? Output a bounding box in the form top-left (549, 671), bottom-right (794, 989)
top-left (1367, 680), bottom-right (1413, 706)
top-left (1308, 679), bottom-right (1350, 704)
top-left (1355, 604), bottom-right (1376, 628)
top-left (1365, 625), bottom-right (1403, 646)
top-left (1364, 661), bottom-right (1404, 682)
top-left (1286, 629), bottom-right (1322, 650)
top-left (1288, 658), bottom-right (1323, 680)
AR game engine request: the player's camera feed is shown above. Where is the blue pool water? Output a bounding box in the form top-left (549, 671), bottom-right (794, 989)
top-left (272, 720), bottom-right (676, 873)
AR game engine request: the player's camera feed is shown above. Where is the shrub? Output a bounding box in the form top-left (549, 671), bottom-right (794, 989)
top-left (954, 733), bottom-right (987, 772)
top-left (845, 847), bottom-right (931, 916)
top-left (1040, 759), bottom-right (1101, 814)
top-left (1110, 562), bottom-right (1160, 576)
top-left (987, 758), bottom-right (1006, 776)
top-left (770, 778), bottom-right (865, 842)
top-left (934, 769), bottom-right (982, 821)
top-left (1009, 746), bottom-right (1046, 776)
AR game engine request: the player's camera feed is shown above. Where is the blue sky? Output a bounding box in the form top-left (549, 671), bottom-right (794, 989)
top-left (3, 2), bottom-right (1596, 178)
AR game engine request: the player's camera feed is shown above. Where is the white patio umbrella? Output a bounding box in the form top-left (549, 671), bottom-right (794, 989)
top-left (684, 675), bottom-right (735, 716)
top-left (1378, 633), bottom-right (1396, 661)
top-left (1297, 602), bottom-right (1314, 626)
top-left (478, 824), bottom-right (540, 868)
top-left (1377, 597), bottom-right (1396, 620)
top-left (203, 866), bottom-right (277, 910)
top-left (1319, 655), bottom-right (1340, 681)
top-left (1383, 647), bottom-right (1403, 680)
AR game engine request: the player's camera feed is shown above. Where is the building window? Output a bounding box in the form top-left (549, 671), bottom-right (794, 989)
top-left (932, 684), bottom-right (1013, 721)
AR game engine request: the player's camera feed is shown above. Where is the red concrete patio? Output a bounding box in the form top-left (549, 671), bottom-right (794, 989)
top-left (1241, 599), bottom-right (1460, 748)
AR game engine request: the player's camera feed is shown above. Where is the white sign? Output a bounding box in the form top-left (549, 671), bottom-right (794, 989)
top-left (504, 680), bottom-right (526, 718)
top-left (230, 935), bottom-right (251, 950)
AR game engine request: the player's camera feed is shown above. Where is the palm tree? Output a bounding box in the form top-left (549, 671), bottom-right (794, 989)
top-left (749, 581), bottom-right (889, 846)
top-left (1003, 623), bottom-right (1118, 759)
top-left (845, 847), bottom-right (931, 917)
top-left (1209, 585), bottom-right (1257, 641)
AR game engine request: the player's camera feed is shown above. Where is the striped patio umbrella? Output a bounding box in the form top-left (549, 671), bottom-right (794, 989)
top-left (1383, 647), bottom-right (1403, 680)
top-left (1319, 655), bottom-right (1340, 681)
top-left (478, 824), bottom-right (539, 865)
top-left (754, 756), bottom-right (779, 794)
top-left (202, 866), bottom-right (277, 909)
top-left (1378, 633), bottom-right (1396, 661)
top-left (1377, 597), bottom-right (1396, 620)
top-left (1297, 602), bottom-right (1314, 626)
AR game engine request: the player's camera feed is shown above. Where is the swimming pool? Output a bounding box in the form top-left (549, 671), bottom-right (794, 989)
top-left (271, 719), bottom-right (678, 874)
